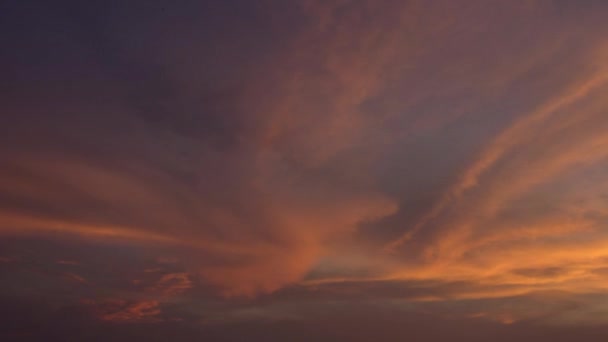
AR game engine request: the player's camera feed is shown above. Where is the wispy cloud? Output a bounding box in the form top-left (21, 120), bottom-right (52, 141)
top-left (2, 0), bottom-right (608, 336)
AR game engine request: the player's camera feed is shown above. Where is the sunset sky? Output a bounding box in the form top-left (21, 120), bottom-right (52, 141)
top-left (2, 0), bottom-right (608, 340)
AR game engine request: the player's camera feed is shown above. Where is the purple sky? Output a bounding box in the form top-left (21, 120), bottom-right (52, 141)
top-left (2, 0), bottom-right (608, 340)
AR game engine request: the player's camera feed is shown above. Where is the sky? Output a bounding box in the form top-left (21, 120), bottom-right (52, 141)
top-left (2, 0), bottom-right (608, 340)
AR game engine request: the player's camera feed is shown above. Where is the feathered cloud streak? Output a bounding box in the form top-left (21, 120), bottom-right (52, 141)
top-left (2, 0), bottom-right (608, 329)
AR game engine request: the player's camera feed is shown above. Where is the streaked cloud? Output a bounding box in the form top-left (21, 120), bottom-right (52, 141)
top-left (2, 0), bottom-right (608, 339)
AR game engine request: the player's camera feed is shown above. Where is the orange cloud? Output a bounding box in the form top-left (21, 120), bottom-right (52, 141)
top-left (3, 3), bottom-right (608, 330)
top-left (82, 299), bottom-right (162, 323)
top-left (147, 272), bottom-right (193, 296)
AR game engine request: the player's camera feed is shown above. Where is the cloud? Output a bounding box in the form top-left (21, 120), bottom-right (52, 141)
top-left (147, 273), bottom-right (193, 296)
top-left (81, 298), bottom-right (162, 323)
top-left (0, 0), bottom-right (410, 298)
top-left (3, 0), bottom-right (608, 335)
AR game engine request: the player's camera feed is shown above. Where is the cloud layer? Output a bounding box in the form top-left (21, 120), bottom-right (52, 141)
top-left (2, 0), bottom-right (608, 339)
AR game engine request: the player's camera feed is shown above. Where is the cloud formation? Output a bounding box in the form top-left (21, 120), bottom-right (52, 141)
top-left (2, 0), bottom-right (608, 339)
